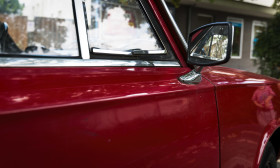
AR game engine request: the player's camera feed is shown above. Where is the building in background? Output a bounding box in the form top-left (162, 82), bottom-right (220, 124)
top-left (167, 0), bottom-right (276, 73)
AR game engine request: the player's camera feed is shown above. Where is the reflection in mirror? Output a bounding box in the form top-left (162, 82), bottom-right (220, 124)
top-left (210, 34), bottom-right (228, 60)
top-left (190, 25), bottom-right (229, 61)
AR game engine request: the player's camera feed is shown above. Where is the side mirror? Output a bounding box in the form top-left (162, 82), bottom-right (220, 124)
top-left (187, 22), bottom-right (232, 66)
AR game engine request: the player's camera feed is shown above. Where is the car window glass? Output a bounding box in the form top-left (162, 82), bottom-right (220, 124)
top-left (0, 0), bottom-right (79, 57)
top-left (84, 0), bottom-right (164, 52)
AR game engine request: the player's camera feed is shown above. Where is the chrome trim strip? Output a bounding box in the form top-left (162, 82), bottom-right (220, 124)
top-left (92, 48), bottom-right (167, 55)
top-left (152, 61), bottom-right (179, 66)
top-left (74, 0), bottom-right (90, 59)
top-left (148, 50), bottom-right (166, 54)
top-left (159, 0), bottom-right (188, 53)
top-left (0, 58), bottom-right (180, 67)
top-left (92, 49), bottom-right (131, 55)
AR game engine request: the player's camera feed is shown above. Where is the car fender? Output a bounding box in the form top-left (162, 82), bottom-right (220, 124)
top-left (202, 66), bottom-right (280, 168)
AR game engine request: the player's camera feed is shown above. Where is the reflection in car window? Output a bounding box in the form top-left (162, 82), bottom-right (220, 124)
top-left (85, 0), bottom-right (164, 52)
top-left (0, 0), bottom-right (79, 57)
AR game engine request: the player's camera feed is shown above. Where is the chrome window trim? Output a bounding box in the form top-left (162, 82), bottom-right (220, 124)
top-left (0, 58), bottom-right (180, 67)
top-left (147, 50), bottom-right (166, 54)
top-left (74, 0), bottom-right (90, 59)
top-left (92, 49), bottom-right (131, 55)
top-left (152, 60), bottom-right (179, 66)
top-left (92, 48), bottom-right (167, 55)
top-left (159, 0), bottom-right (188, 53)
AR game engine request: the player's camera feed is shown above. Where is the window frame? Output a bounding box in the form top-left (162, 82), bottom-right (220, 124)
top-left (0, 0), bottom-right (180, 67)
top-left (227, 17), bottom-right (244, 59)
top-left (250, 20), bottom-right (267, 59)
top-left (86, 0), bottom-right (167, 56)
top-left (197, 13), bottom-right (213, 24)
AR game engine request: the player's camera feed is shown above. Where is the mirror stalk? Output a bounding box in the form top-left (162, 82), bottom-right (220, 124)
top-left (178, 66), bottom-right (203, 85)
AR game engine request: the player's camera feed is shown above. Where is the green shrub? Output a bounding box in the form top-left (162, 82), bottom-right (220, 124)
top-left (255, 13), bottom-right (280, 78)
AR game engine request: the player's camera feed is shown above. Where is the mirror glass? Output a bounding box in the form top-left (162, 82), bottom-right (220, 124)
top-left (188, 24), bottom-right (231, 66)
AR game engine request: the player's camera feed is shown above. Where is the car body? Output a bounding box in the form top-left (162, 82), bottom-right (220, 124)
top-left (0, 0), bottom-right (279, 168)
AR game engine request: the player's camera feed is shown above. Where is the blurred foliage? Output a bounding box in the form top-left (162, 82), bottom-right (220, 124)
top-left (254, 0), bottom-right (280, 78)
top-left (273, 0), bottom-right (280, 11)
top-left (171, 0), bottom-right (181, 8)
top-left (254, 13), bottom-right (280, 78)
top-left (0, 0), bottom-right (23, 14)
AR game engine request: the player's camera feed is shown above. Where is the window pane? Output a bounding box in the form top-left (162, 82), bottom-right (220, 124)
top-left (0, 0), bottom-right (78, 57)
top-left (228, 18), bottom-right (243, 58)
top-left (197, 14), bottom-right (213, 28)
top-left (252, 21), bottom-right (266, 58)
top-left (85, 0), bottom-right (164, 52)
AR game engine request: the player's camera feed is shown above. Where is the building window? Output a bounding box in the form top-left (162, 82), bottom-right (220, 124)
top-left (227, 17), bottom-right (244, 59)
top-left (251, 20), bottom-right (267, 59)
top-left (197, 14), bottom-right (213, 28)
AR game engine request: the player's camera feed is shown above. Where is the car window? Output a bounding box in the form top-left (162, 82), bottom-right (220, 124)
top-left (0, 0), bottom-right (79, 57)
top-left (0, 0), bottom-right (180, 67)
top-left (84, 0), bottom-right (165, 54)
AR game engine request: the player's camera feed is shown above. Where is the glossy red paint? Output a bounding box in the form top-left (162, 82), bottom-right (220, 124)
top-left (1, 0), bottom-right (279, 167)
top-left (202, 66), bottom-right (280, 168)
top-left (0, 67), bottom-right (219, 167)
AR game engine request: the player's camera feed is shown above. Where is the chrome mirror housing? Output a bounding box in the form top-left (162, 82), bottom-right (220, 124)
top-left (187, 22), bottom-right (232, 66)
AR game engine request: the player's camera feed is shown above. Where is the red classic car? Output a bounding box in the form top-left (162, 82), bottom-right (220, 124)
top-left (0, 0), bottom-right (279, 168)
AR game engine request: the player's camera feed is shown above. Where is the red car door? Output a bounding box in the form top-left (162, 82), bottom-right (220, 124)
top-left (0, 0), bottom-right (220, 167)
